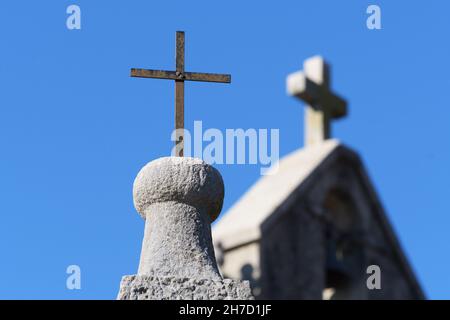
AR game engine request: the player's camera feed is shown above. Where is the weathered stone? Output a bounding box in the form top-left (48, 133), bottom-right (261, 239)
top-left (118, 274), bottom-right (253, 300)
top-left (118, 156), bottom-right (253, 300)
top-left (213, 140), bottom-right (424, 299)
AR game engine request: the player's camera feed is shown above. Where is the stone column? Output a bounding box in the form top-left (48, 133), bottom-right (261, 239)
top-left (117, 157), bottom-right (253, 300)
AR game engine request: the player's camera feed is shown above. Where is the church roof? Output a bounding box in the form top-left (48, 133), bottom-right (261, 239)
top-left (212, 139), bottom-right (424, 298)
top-left (213, 139), bottom-right (341, 249)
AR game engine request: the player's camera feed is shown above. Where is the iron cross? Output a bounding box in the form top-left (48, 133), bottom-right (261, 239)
top-left (131, 31), bottom-right (231, 157)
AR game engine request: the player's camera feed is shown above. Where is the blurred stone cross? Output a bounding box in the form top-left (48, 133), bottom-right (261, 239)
top-left (131, 31), bottom-right (231, 156)
top-left (287, 56), bottom-right (347, 146)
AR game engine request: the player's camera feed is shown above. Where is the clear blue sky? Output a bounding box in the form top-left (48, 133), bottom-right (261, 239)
top-left (0, 1), bottom-right (448, 299)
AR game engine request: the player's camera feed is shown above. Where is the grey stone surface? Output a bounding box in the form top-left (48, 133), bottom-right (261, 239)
top-left (118, 274), bottom-right (253, 300)
top-left (214, 142), bottom-right (424, 299)
top-left (119, 156), bottom-right (253, 300)
top-left (133, 157), bottom-right (224, 222)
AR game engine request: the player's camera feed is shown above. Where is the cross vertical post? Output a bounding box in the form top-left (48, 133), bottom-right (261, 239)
top-left (175, 31), bottom-right (185, 156)
top-left (304, 58), bottom-right (330, 144)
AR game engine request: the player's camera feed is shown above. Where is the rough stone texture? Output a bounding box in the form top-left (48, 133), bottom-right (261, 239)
top-left (133, 157), bottom-right (224, 221)
top-left (118, 274), bottom-right (253, 300)
top-left (119, 157), bottom-right (253, 300)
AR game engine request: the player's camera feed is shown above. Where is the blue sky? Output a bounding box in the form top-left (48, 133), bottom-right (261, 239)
top-left (0, 1), bottom-right (448, 299)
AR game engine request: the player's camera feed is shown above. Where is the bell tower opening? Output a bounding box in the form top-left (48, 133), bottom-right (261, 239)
top-left (322, 188), bottom-right (364, 300)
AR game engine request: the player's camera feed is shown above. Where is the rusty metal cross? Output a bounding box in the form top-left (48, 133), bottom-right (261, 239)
top-left (131, 31), bottom-right (231, 157)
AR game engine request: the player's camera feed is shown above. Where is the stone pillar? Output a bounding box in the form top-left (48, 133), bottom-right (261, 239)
top-left (117, 157), bottom-right (253, 300)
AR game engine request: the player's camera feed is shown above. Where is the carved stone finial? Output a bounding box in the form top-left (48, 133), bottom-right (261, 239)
top-left (118, 157), bottom-right (253, 300)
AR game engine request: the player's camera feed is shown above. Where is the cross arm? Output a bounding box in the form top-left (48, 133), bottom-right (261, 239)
top-left (186, 72), bottom-right (231, 83)
top-left (287, 71), bottom-right (347, 118)
top-left (131, 68), bottom-right (231, 83)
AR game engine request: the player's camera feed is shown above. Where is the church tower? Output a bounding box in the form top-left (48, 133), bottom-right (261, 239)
top-left (212, 56), bottom-right (424, 300)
